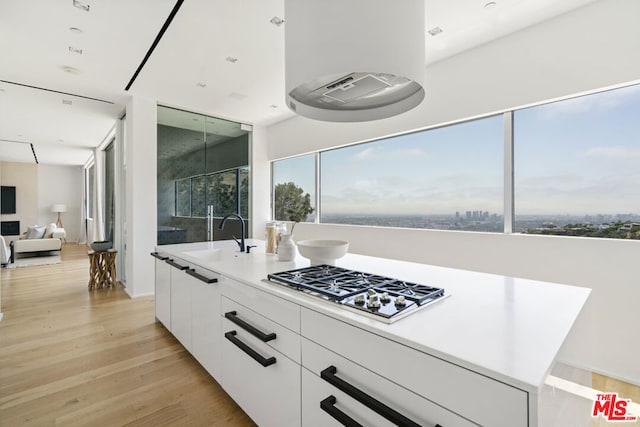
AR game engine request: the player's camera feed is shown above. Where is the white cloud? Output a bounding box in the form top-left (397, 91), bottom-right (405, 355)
top-left (584, 146), bottom-right (640, 160)
top-left (352, 147), bottom-right (376, 160)
top-left (350, 146), bottom-right (431, 162)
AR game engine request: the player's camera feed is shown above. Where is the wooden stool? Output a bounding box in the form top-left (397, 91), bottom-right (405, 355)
top-left (88, 250), bottom-right (117, 290)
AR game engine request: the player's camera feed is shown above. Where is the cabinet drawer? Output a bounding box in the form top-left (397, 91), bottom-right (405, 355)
top-left (302, 338), bottom-right (474, 427)
top-left (220, 317), bottom-right (301, 427)
top-left (301, 308), bottom-right (528, 427)
top-left (221, 296), bottom-right (300, 363)
top-left (221, 279), bottom-right (300, 333)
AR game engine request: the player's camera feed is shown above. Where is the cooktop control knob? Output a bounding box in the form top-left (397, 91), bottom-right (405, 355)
top-left (380, 292), bottom-right (391, 303)
top-left (354, 294), bottom-right (365, 305)
top-left (367, 294), bottom-right (381, 309)
top-left (395, 295), bottom-right (406, 307)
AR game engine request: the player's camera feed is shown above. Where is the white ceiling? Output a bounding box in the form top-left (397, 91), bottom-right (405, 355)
top-left (0, 0), bottom-right (597, 166)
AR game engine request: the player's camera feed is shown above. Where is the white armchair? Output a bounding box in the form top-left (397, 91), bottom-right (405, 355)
top-left (0, 235), bottom-right (9, 266)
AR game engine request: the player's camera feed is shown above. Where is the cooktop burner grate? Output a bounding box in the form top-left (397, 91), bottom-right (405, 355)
top-left (267, 265), bottom-right (446, 322)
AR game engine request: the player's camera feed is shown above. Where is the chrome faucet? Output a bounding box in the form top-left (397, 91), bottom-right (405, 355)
top-left (219, 214), bottom-right (246, 252)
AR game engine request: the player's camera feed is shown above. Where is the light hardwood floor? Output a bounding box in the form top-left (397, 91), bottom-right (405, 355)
top-left (0, 244), bottom-right (256, 427)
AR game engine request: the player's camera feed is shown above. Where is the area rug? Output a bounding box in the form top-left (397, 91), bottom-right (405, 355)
top-left (6, 254), bottom-right (62, 269)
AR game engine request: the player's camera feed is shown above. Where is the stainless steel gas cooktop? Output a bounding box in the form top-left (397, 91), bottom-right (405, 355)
top-left (267, 265), bottom-right (446, 323)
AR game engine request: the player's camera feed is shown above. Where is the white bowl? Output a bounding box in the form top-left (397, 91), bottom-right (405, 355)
top-left (296, 240), bottom-right (349, 265)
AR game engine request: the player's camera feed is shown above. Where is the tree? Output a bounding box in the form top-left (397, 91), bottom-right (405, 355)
top-left (274, 182), bottom-right (314, 228)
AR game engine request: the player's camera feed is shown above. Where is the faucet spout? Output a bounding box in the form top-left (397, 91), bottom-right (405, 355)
top-left (219, 214), bottom-right (246, 252)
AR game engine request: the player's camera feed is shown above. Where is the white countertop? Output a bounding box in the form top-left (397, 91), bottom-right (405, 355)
top-left (157, 239), bottom-right (590, 393)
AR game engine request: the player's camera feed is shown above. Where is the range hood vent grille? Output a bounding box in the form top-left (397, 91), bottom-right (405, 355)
top-left (322, 74), bottom-right (390, 103)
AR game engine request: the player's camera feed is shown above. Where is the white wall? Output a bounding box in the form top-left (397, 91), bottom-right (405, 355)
top-left (37, 164), bottom-right (83, 243)
top-left (125, 96), bottom-right (157, 298)
top-left (251, 125), bottom-right (271, 239)
top-left (266, 0), bottom-right (640, 384)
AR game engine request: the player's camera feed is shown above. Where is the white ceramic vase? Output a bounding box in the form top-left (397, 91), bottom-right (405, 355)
top-left (277, 233), bottom-right (296, 261)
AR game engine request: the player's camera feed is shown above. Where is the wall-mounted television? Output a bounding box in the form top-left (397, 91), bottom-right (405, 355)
top-left (1, 186), bottom-right (17, 214)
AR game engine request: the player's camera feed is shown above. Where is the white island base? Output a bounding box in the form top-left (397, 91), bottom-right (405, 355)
top-left (152, 239), bottom-right (591, 427)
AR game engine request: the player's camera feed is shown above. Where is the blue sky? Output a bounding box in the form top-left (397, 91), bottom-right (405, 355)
top-left (274, 83), bottom-right (640, 216)
top-left (515, 83), bottom-right (640, 215)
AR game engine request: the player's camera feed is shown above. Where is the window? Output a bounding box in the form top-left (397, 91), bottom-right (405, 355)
top-left (320, 116), bottom-right (504, 231)
top-left (191, 175), bottom-right (206, 218)
top-left (175, 178), bottom-right (191, 217)
top-left (86, 163), bottom-right (95, 219)
top-left (174, 167), bottom-right (247, 219)
top-left (239, 167), bottom-right (250, 219)
top-left (207, 170), bottom-right (238, 217)
top-left (272, 154), bottom-right (316, 223)
top-left (514, 84), bottom-right (640, 238)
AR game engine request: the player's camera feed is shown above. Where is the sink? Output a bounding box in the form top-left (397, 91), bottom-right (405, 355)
top-left (182, 248), bottom-right (223, 262)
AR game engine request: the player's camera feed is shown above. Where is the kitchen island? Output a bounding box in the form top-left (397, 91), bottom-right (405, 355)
top-left (153, 239), bottom-right (590, 427)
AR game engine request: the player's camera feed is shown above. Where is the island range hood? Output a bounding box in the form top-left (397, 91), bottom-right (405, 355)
top-left (284, 0), bottom-right (426, 122)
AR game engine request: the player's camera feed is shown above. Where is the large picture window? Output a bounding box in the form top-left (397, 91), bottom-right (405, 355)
top-left (320, 116), bottom-right (503, 231)
top-left (515, 84), bottom-right (640, 238)
top-left (272, 83), bottom-right (640, 239)
top-left (272, 154), bottom-right (316, 223)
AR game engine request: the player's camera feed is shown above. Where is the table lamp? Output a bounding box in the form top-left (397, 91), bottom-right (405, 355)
top-left (51, 204), bottom-right (67, 228)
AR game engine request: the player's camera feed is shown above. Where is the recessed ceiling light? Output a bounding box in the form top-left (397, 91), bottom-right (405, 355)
top-left (484, 2), bottom-right (497, 9)
top-left (196, 82), bottom-right (207, 88)
top-left (69, 27), bottom-right (83, 34)
top-left (62, 99), bottom-right (73, 105)
top-left (68, 46), bottom-right (83, 54)
top-left (61, 65), bottom-right (80, 74)
top-left (270, 16), bottom-right (284, 26)
top-left (225, 56), bottom-right (238, 63)
top-left (73, 0), bottom-right (90, 12)
top-left (428, 26), bottom-right (443, 36)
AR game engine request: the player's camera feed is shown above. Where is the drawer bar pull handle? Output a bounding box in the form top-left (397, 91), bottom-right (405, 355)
top-left (150, 252), bottom-right (169, 260)
top-left (165, 259), bottom-right (189, 270)
top-left (224, 330), bottom-right (276, 367)
top-left (185, 268), bottom-right (218, 284)
top-left (321, 365), bottom-right (427, 427)
top-left (224, 311), bottom-right (276, 342)
top-left (321, 395), bottom-right (364, 427)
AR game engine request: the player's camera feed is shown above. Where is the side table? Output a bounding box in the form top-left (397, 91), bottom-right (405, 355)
top-left (88, 250), bottom-right (117, 290)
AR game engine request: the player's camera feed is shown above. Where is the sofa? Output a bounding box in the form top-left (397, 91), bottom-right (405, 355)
top-left (10, 223), bottom-right (63, 263)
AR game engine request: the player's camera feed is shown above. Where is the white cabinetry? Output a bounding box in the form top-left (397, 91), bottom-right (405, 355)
top-left (302, 338), bottom-right (474, 427)
top-left (152, 252), bottom-right (222, 377)
top-left (301, 308), bottom-right (528, 427)
top-left (168, 258), bottom-right (193, 351)
top-left (151, 252), bottom-right (171, 328)
top-left (191, 269), bottom-right (221, 378)
top-left (219, 282), bottom-right (301, 427)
